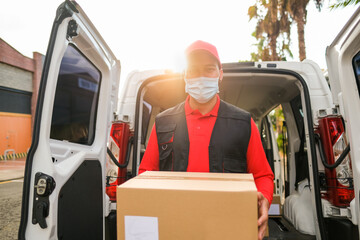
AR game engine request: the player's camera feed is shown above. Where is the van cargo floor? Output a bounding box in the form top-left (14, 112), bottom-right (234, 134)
top-left (265, 218), bottom-right (316, 240)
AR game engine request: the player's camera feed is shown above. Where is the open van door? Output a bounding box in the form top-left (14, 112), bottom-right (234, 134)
top-left (326, 6), bottom-right (360, 232)
top-left (18, 1), bottom-right (120, 239)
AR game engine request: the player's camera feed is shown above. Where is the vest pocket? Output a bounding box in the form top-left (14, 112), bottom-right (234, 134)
top-left (223, 157), bottom-right (247, 173)
top-left (159, 142), bottom-right (174, 171)
top-left (157, 123), bottom-right (176, 140)
top-left (156, 123), bottom-right (176, 171)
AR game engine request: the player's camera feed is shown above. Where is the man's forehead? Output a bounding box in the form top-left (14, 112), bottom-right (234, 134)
top-left (186, 50), bottom-right (218, 66)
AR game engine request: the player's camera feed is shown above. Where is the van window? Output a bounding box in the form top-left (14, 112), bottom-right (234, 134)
top-left (352, 51), bottom-right (360, 98)
top-left (50, 44), bottom-right (101, 145)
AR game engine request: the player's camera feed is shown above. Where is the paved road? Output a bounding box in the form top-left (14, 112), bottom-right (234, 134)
top-left (0, 179), bottom-right (23, 240)
top-left (0, 158), bottom-right (26, 182)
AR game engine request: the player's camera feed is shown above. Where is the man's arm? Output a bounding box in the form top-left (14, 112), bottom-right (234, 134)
top-left (138, 123), bottom-right (159, 174)
top-left (247, 118), bottom-right (274, 204)
top-left (247, 118), bottom-right (274, 240)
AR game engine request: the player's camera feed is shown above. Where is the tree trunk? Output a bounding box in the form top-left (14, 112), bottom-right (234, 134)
top-left (269, 34), bottom-right (279, 61)
top-left (296, 8), bottom-right (306, 61)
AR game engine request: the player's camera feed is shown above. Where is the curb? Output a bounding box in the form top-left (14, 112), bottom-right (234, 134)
top-left (0, 152), bottom-right (27, 160)
top-left (0, 177), bottom-right (24, 183)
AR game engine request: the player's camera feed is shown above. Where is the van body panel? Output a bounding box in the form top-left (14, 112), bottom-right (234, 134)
top-left (326, 6), bottom-right (360, 232)
top-left (18, 1), bottom-right (120, 239)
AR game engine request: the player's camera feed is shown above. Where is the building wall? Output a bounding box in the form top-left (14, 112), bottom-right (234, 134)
top-left (0, 62), bottom-right (33, 92)
top-left (0, 112), bottom-right (32, 155)
top-left (0, 38), bottom-right (43, 158)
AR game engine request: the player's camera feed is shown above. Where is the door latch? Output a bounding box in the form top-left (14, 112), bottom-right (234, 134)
top-left (67, 19), bottom-right (78, 39)
top-left (34, 174), bottom-right (55, 196)
top-left (32, 172), bottom-right (56, 229)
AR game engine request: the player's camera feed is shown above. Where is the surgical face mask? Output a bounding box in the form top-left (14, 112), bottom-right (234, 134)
top-left (184, 76), bottom-right (219, 103)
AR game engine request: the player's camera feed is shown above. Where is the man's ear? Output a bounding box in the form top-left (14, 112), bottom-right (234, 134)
top-left (219, 68), bottom-right (224, 82)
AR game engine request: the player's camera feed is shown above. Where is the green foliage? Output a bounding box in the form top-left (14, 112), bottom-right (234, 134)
top-left (248, 5), bottom-right (258, 19)
top-left (329, 0), bottom-right (360, 9)
top-left (269, 106), bottom-right (287, 154)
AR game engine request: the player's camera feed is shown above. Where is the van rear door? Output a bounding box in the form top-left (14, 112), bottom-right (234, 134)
top-left (326, 6), bottom-right (360, 231)
top-left (18, 1), bottom-right (120, 239)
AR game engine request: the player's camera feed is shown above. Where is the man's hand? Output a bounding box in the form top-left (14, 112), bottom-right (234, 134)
top-left (257, 192), bottom-right (269, 240)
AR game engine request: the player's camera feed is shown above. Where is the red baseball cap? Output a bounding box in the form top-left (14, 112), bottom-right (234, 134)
top-left (185, 40), bottom-right (221, 68)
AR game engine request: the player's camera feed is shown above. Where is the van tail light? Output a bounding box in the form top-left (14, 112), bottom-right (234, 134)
top-left (317, 117), bottom-right (354, 207)
top-left (106, 122), bottom-right (130, 201)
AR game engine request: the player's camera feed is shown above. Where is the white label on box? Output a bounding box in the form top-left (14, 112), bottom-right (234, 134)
top-left (268, 203), bottom-right (280, 215)
top-left (124, 216), bottom-right (159, 240)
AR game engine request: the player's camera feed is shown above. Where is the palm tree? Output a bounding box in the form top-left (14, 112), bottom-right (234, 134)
top-left (285, 0), bottom-right (357, 61)
top-left (248, 0), bottom-right (292, 61)
top-left (249, 0), bottom-right (324, 62)
top-left (285, 0), bottom-right (309, 61)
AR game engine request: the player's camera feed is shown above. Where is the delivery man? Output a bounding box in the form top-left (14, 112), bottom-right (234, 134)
top-left (139, 40), bottom-right (274, 240)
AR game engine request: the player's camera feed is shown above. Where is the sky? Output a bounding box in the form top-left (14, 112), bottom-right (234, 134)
top-left (0, 0), bottom-right (358, 83)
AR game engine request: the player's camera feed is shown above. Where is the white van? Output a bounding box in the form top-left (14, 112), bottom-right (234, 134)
top-left (18, 1), bottom-right (360, 239)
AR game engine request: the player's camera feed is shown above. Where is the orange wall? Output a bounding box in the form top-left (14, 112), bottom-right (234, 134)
top-left (0, 112), bottom-right (32, 155)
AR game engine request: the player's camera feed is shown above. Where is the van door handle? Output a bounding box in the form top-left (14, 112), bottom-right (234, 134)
top-left (34, 201), bottom-right (48, 228)
top-left (32, 172), bottom-right (55, 229)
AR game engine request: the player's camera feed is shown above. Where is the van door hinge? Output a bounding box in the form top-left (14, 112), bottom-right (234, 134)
top-left (317, 107), bottom-right (339, 118)
top-left (32, 172), bottom-right (56, 229)
top-left (67, 19), bottom-right (79, 39)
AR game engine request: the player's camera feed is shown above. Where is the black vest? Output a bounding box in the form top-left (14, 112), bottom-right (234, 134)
top-left (155, 100), bottom-right (251, 173)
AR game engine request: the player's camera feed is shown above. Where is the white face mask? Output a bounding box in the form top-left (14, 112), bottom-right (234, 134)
top-left (184, 76), bottom-right (219, 103)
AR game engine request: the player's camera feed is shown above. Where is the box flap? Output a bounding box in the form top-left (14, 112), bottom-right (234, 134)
top-left (140, 170), bottom-right (254, 180)
top-left (118, 171), bottom-right (257, 192)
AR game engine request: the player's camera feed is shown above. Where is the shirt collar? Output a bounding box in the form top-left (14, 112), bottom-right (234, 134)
top-left (184, 94), bottom-right (220, 117)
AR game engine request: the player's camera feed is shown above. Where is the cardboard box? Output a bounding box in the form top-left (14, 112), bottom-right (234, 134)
top-left (116, 171), bottom-right (258, 240)
top-left (268, 195), bottom-right (282, 218)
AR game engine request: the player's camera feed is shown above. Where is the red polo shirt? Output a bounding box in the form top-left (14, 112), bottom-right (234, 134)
top-left (139, 94), bottom-right (274, 204)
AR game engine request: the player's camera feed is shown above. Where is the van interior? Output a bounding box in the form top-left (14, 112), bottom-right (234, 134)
top-left (132, 66), bottom-right (318, 239)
